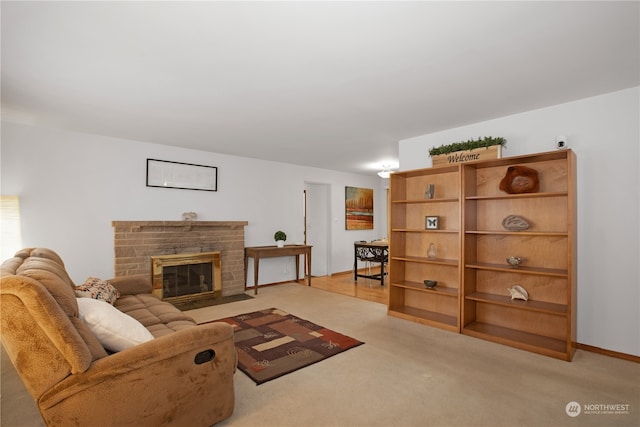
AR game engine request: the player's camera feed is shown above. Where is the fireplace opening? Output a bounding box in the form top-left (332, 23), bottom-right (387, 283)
top-left (151, 252), bottom-right (222, 302)
top-left (162, 263), bottom-right (212, 298)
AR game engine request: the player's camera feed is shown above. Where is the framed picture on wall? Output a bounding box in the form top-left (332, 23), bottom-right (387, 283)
top-left (345, 186), bottom-right (374, 230)
top-left (146, 159), bottom-right (218, 191)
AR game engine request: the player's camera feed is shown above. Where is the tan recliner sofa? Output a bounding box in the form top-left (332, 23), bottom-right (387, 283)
top-left (1, 248), bottom-right (236, 426)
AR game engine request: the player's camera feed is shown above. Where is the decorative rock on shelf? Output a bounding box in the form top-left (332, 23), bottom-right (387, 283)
top-left (506, 256), bottom-right (523, 267)
top-left (508, 285), bottom-right (529, 301)
top-left (502, 214), bottom-right (530, 231)
top-left (424, 184), bottom-right (435, 199)
top-left (499, 165), bottom-right (540, 194)
top-left (424, 280), bottom-right (438, 289)
top-left (427, 243), bottom-right (437, 259)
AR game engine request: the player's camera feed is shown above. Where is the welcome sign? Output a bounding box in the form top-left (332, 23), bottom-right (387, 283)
top-left (431, 145), bottom-right (502, 167)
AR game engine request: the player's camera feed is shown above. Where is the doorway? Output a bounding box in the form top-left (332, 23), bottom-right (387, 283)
top-left (304, 182), bottom-right (331, 277)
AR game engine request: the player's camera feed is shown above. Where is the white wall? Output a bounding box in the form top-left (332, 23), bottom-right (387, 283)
top-left (0, 122), bottom-right (386, 287)
top-left (399, 87), bottom-right (640, 357)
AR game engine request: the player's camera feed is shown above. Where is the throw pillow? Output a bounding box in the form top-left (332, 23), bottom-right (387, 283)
top-left (76, 297), bottom-right (154, 352)
top-left (75, 277), bottom-right (120, 304)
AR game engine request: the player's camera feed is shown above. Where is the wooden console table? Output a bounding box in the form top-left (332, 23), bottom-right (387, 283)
top-left (244, 245), bottom-right (312, 294)
top-left (354, 241), bottom-right (388, 286)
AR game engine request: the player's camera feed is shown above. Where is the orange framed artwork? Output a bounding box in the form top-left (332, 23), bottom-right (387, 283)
top-left (345, 186), bottom-right (373, 230)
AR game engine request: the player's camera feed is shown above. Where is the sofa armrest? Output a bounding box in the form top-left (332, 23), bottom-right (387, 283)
top-left (38, 322), bottom-right (237, 426)
top-left (107, 275), bottom-right (152, 295)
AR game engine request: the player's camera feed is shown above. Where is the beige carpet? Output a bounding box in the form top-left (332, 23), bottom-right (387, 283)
top-left (2, 282), bottom-right (639, 427)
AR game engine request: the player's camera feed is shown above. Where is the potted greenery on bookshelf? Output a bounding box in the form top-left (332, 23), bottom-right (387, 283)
top-left (429, 136), bottom-right (506, 166)
top-left (274, 230), bottom-right (287, 248)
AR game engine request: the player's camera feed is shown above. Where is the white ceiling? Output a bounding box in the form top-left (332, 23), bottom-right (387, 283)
top-left (2, 1), bottom-right (638, 175)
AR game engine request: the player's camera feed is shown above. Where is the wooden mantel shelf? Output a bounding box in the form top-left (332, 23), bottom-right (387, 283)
top-left (112, 220), bottom-right (249, 232)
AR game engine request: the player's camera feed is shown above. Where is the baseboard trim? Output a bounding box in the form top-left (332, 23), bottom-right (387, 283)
top-left (577, 343), bottom-right (640, 363)
top-left (245, 279), bottom-right (305, 291)
top-left (331, 269), bottom-right (361, 276)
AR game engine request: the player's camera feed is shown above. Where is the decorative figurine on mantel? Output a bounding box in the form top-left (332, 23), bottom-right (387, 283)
top-left (182, 212), bottom-right (197, 221)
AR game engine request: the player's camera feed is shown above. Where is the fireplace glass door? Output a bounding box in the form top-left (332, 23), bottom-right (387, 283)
top-left (162, 262), bottom-right (213, 298)
top-left (151, 252), bottom-right (222, 301)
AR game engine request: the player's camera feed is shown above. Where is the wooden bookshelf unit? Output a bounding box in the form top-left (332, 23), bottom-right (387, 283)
top-left (388, 165), bottom-right (461, 333)
top-left (389, 150), bottom-right (576, 360)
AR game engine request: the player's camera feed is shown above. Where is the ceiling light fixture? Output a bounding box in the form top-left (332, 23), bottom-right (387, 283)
top-left (377, 165), bottom-right (393, 179)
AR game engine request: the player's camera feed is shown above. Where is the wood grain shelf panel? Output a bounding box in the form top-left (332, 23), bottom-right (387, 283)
top-left (465, 262), bottom-right (567, 277)
top-left (466, 192), bottom-right (568, 201)
top-left (392, 229), bottom-right (459, 234)
top-left (392, 198), bottom-right (459, 204)
top-left (388, 306), bottom-right (458, 330)
top-left (398, 165), bottom-right (459, 177)
top-left (465, 292), bottom-right (567, 315)
top-left (463, 321), bottom-right (568, 359)
top-left (465, 231), bottom-right (568, 237)
top-left (392, 281), bottom-right (458, 297)
top-left (392, 255), bottom-right (458, 267)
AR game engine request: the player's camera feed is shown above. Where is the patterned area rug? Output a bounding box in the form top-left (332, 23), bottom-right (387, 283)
top-left (210, 308), bottom-right (364, 385)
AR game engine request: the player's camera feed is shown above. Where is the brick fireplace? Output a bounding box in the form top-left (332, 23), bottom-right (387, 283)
top-left (112, 221), bottom-right (248, 297)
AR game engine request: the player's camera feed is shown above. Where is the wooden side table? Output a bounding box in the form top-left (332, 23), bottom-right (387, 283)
top-left (244, 245), bottom-right (312, 294)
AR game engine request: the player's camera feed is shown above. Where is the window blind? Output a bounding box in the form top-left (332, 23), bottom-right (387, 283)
top-left (1, 196), bottom-right (22, 261)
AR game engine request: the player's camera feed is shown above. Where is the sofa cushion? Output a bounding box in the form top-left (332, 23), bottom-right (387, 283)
top-left (107, 275), bottom-right (153, 295)
top-left (115, 294), bottom-right (196, 338)
top-left (16, 257), bottom-right (79, 317)
top-left (29, 248), bottom-right (69, 271)
top-left (77, 297), bottom-right (154, 352)
top-left (69, 316), bottom-right (109, 360)
top-left (75, 277), bottom-right (120, 304)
